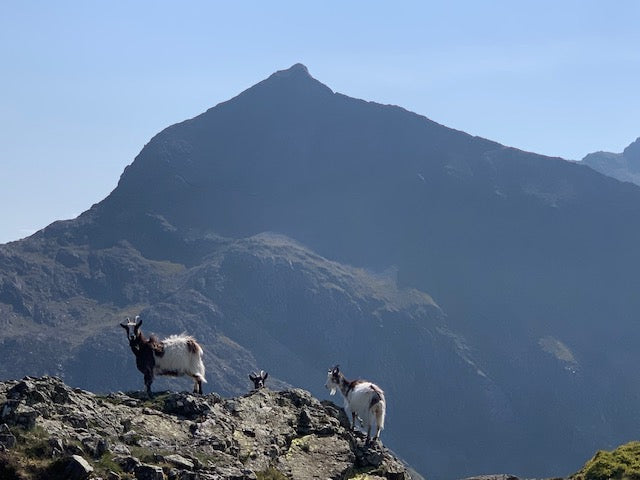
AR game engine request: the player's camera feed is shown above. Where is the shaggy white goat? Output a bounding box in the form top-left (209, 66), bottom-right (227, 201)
top-left (325, 365), bottom-right (386, 444)
top-left (120, 316), bottom-right (207, 397)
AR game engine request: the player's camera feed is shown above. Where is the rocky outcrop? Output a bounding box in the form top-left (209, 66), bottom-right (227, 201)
top-left (0, 376), bottom-right (419, 480)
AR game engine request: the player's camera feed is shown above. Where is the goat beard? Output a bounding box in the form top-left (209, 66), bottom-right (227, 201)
top-left (329, 387), bottom-right (337, 396)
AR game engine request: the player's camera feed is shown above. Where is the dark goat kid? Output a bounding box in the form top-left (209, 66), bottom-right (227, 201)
top-left (120, 316), bottom-right (207, 397)
top-left (249, 370), bottom-right (268, 389)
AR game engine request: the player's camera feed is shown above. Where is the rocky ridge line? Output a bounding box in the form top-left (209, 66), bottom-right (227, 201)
top-left (0, 376), bottom-right (418, 480)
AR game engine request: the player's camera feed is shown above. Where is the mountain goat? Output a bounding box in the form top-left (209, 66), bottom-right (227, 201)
top-left (325, 365), bottom-right (386, 444)
top-left (120, 316), bottom-right (207, 397)
top-left (249, 370), bottom-right (268, 390)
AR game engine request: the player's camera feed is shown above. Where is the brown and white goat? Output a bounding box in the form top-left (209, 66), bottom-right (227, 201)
top-left (325, 365), bottom-right (386, 444)
top-left (249, 370), bottom-right (268, 390)
top-left (120, 316), bottom-right (207, 397)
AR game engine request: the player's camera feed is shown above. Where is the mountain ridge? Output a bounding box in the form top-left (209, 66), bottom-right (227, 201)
top-left (0, 375), bottom-right (422, 480)
top-left (2, 64), bottom-right (640, 479)
top-left (582, 137), bottom-right (640, 185)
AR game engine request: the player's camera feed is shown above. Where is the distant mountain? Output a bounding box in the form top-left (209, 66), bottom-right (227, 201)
top-left (3, 64), bottom-right (640, 479)
top-left (582, 137), bottom-right (640, 185)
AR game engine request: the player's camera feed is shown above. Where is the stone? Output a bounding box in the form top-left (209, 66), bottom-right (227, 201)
top-left (122, 430), bottom-right (140, 445)
top-left (0, 432), bottom-right (16, 449)
top-left (0, 423), bottom-right (14, 448)
top-left (115, 455), bottom-right (142, 473)
top-left (64, 454), bottom-right (94, 480)
top-left (49, 436), bottom-right (65, 455)
top-left (111, 443), bottom-right (131, 455)
top-left (7, 379), bottom-right (36, 399)
top-left (164, 454), bottom-right (194, 470)
top-left (96, 438), bottom-right (109, 457)
top-left (0, 399), bottom-right (20, 420)
top-left (134, 463), bottom-right (165, 480)
top-left (15, 405), bottom-right (38, 429)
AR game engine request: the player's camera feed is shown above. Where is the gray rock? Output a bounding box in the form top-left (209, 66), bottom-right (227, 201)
top-left (49, 436), bottom-right (65, 455)
top-left (107, 471), bottom-right (122, 480)
top-left (0, 423), bottom-right (16, 450)
top-left (15, 405), bottom-right (38, 429)
top-left (115, 455), bottom-right (142, 473)
top-left (122, 429), bottom-right (141, 445)
top-left (164, 454), bottom-right (194, 470)
top-left (214, 465), bottom-right (256, 480)
top-left (0, 399), bottom-right (18, 423)
top-left (96, 438), bottom-right (109, 457)
top-left (163, 393), bottom-right (212, 418)
top-left (0, 432), bottom-right (16, 449)
top-left (64, 454), bottom-right (94, 480)
top-left (277, 434), bottom-right (354, 480)
top-left (7, 379), bottom-right (36, 399)
top-left (111, 443), bottom-right (131, 455)
top-left (134, 463), bottom-right (165, 480)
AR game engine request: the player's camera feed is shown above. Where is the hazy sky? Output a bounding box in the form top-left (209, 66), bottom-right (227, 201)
top-left (1, 1), bottom-right (639, 244)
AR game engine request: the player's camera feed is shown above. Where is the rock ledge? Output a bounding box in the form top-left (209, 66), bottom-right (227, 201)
top-left (0, 376), bottom-right (419, 480)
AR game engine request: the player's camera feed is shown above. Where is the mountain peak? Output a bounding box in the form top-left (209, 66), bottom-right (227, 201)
top-left (253, 63), bottom-right (333, 95)
top-left (272, 63), bottom-right (311, 78)
top-left (582, 136), bottom-right (640, 182)
top-left (187, 64), bottom-right (333, 118)
top-left (623, 136), bottom-right (640, 161)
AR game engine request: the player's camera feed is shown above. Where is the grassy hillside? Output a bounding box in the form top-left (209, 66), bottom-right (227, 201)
top-left (572, 442), bottom-right (640, 480)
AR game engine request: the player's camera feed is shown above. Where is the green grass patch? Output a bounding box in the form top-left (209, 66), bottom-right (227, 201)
top-left (572, 441), bottom-right (640, 480)
top-left (93, 452), bottom-right (123, 475)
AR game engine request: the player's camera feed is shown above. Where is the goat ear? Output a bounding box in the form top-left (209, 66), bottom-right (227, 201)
top-left (119, 322), bottom-right (129, 330)
top-left (262, 372), bottom-right (268, 381)
top-left (249, 374), bottom-right (257, 381)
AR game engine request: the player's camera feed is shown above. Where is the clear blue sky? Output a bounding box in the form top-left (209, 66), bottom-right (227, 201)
top-left (1, 1), bottom-right (639, 243)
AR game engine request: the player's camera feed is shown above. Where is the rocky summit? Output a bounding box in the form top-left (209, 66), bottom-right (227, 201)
top-left (0, 376), bottom-right (418, 480)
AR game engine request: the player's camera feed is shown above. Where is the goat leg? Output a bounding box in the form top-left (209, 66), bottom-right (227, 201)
top-left (193, 378), bottom-right (203, 395)
top-left (144, 371), bottom-right (154, 399)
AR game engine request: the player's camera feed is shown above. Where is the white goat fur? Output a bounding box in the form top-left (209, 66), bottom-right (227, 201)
top-left (326, 367), bottom-right (386, 443)
top-left (155, 334), bottom-right (207, 385)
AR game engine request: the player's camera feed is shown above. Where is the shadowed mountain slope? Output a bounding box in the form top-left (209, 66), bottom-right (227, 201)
top-left (2, 64), bottom-right (640, 479)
